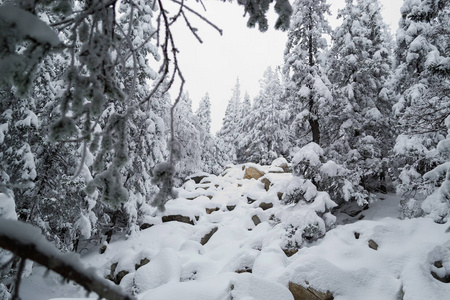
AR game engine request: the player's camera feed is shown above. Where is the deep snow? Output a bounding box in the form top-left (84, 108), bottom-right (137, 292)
top-left (16, 164), bottom-right (450, 300)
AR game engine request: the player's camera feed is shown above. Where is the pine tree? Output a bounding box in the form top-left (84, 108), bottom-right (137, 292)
top-left (392, 0), bottom-right (450, 219)
top-left (196, 93), bottom-right (212, 135)
top-left (326, 0), bottom-right (394, 197)
top-left (173, 93), bottom-right (202, 181)
top-left (195, 93), bottom-right (220, 173)
top-left (283, 0), bottom-right (333, 147)
top-left (239, 67), bottom-right (290, 164)
top-left (217, 79), bottom-right (242, 163)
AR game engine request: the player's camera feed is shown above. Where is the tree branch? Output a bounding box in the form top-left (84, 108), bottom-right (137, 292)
top-left (0, 218), bottom-right (135, 300)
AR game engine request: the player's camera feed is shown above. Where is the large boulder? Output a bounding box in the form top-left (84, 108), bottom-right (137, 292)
top-left (244, 166), bottom-right (265, 180)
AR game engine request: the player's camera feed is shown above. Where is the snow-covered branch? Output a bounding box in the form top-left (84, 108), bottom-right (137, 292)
top-left (0, 218), bottom-right (135, 300)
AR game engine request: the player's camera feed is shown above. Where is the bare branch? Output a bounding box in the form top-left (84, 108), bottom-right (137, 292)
top-left (169, 0), bottom-right (223, 35)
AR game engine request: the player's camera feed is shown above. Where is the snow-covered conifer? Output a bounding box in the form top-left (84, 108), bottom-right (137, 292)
top-left (239, 67), bottom-right (290, 164)
top-left (392, 0), bottom-right (450, 205)
top-left (217, 79), bottom-right (242, 163)
top-left (283, 0), bottom-right (333, 146)
top-left (326, 0), bottom-right (394, 196)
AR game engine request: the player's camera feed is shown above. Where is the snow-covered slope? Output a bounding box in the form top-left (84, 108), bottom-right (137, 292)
top-left (20, 164), bottom-right (450, 300)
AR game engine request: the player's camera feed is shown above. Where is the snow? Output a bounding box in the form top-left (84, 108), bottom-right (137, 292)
top-left (134, 248), bottom-right (181, 293)
top-left (0, 5), bottom-right (60, 46)
top-left (0, 123), bottom-right (8, 144)
top-left (15, 164), bottom-right (450, 300)
top-left (292, 142), bottom-right (324, 167)
top-left (394, 134), bottom-right (429, 155)
top-left (0, 192), bottom-right (17, 220)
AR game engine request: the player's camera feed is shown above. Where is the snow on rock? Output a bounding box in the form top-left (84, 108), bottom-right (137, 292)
top-left (281, 218), bottom-right (450, 300)
top-left (134, 248), bottom-right (181, 293)
top-left (228, 273), bottom-right (294, 300)
top-left (18, 163), bottom-right (450, 300)
top-left (138, 274), bottom-right (232, 300)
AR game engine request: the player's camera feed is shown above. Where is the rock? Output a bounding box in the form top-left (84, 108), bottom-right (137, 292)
top-left (259, 202), bottom-right (273, 210)
top-left (190, 174), bottom-right (208, 184)
top-left (368, 239), bottom-right (378, 250)
top-left (244, 166), bottom-right (265, 180)
top-left (200, 227), bottom-right (218, 245)
top-left (271, 158), bottom-right (291, 172)
top-left (252, 215), bottom-right (261, 226)
top-left (268, 167), bottom-right (284, 173)
top-left (289, 282), bottom-right (334, 300)
top-left (162, 215), bottom-right (196, 225)
top-left (434, 260), bottom-right (443, 268)
top-left (207, 195), bottom-right (213, 200)
top-left (279, 163), bottom-right (292, 173)
top-left (135, 258), bottom-right (150, 270)
top-left (100, 245), bottom-right (107, 254)
top-left (261, 178), bottom-right (271, 191)
top-left (247, 197), bottom-right (257, 204)
top-left (277, 192), bottom-right (283, 200)
top-left (354, 232), bottom-right (360, 239)
top-left (340, 201), bottom-right (369, 217)
top-left (108, 262), bottom-right (118, 280)
top-left (115, 270), bottom-right (129, 284)
top-left (282, 248), bottom-right (298, 257)
top-left (140, 223), bottom-right (153, 230)
top-left (235, 267), bottom-right (252, 273)
top-left (106, 262), bottom-right (130, 285)
top-left (431, 271), bottom-right (450, 283)
top-left (227, 205), bottom-right (236, 211)
top-left (206, 207), bottom-right (220, 214)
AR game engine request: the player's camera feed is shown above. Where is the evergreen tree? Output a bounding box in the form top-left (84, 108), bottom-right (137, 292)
top-left (195, 93), bottom-right (223, 174)
top-left (283, 0), bottom-right (333, 146)
top-left (327, 0), bottom-right (394, 197)
top-left (392, 0), bottom-right (450, 219)
top-left (239, 67), bottom-right (290, 164)
top-left (196, 93), bottom-right (212, 135)
top-left (173, 93), bottom-right (202, 181)
top-left (217, 79), bottom-right (242, 163)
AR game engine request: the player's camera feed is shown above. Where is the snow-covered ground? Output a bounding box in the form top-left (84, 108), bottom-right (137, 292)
top-left (19, 164), bottom-right (450, 300)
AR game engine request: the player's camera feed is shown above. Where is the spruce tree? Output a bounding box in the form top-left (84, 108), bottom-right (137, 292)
top-left (217, 79), bottom-right (242, 163)
top-left (239, 67), bottom-right (290, 164)
top-left (392, 0), bottom-right (450, 220)
top-left (283, 0), bottom-right (333, 146)
top-left (327, 0), bottom-right (394, 196)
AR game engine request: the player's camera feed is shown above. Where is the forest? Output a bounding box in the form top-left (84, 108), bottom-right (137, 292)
top-left (0, 0), bottom-right (449, 299)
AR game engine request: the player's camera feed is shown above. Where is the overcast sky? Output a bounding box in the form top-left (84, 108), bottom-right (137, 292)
top-left (171, 0), bottom-right (403, 135)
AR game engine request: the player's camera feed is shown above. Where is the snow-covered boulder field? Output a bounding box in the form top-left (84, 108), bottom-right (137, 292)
top-left (20, 164), bottom-right (450, 300)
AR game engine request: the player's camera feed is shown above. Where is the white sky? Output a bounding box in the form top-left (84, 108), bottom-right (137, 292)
top-left (170, 0), bottom-right (403, 135)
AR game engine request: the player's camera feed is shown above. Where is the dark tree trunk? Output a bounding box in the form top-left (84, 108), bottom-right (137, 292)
top-left (309, 118), bottom-right (320, 144)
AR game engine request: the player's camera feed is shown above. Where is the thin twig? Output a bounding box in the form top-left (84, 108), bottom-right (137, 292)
top-left (169, 0), bottom-right (223, 35)
top-left (11, 258), bottom-right (26, 300)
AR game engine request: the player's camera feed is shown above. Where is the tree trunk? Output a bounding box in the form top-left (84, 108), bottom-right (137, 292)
top-left (309, 118), bottom-right (320, 145)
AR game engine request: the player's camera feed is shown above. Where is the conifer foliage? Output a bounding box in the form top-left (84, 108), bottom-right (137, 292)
top-left (283, 0), bottom-right (333, 146)
top-left (392, 0), bottom-right (450, 221)
top-left (326, 0), bottom-right (394, 196)
top-left (238, 67), bottom-right (290, 164)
